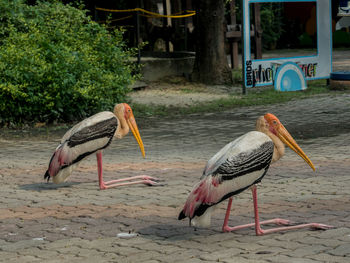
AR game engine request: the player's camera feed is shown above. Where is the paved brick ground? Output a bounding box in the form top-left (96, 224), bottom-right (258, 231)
top-left (0, 52), bottom-right (350, 262)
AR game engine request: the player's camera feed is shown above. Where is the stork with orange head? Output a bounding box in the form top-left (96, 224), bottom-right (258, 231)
top-left (45, 103), bottom-right (157, 190)
top-left (178, 113), bottom-right (332, 235)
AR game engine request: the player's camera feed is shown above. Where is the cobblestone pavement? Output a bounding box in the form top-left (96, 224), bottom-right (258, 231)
top-left (1, 53), bottom-right (350, 262)
top-left (1, 94), bottom-right (350, 263)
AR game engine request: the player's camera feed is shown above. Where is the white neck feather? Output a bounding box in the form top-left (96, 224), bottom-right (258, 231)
top-left (114, 111), bottom-right (129, 139)
top-left (266, 131), bottom-right (285, 163)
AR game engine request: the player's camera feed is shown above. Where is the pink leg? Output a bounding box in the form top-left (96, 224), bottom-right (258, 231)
top-left (222, 197), bottom-right (233, 232)
top-left (222, 185), bottom-right (333, 234)
top-left (96, 152), bottom-right (158, 190)
top-left (222, 197), bottom-right (291, 233)
top-left (251, 185), bottom-right (333, 236)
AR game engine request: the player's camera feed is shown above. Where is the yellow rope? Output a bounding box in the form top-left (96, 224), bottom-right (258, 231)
top-left (140, 10), bottom-right (187, 19)
top-left (95, 7), bottom-right (196, 18)
top-left (97, 15), bottom-right (133, 23)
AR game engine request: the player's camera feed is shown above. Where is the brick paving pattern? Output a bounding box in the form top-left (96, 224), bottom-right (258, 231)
top-left (0, 51), bottom-right (349, 262)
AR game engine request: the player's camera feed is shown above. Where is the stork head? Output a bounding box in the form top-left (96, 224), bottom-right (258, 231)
top-left (263, 113), bottom-right (315, 171)
top-left (114, 103), bottom-right (145, 158)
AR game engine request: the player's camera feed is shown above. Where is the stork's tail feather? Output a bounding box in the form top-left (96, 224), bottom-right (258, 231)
top-left (44, 170), bottom-right (50, 182)
top-left (179, 177), bottom-right (217, 221)
top-left (178, 210), bottom-right (186, 220)
top-left (45, 143), bottom-right (70, 182)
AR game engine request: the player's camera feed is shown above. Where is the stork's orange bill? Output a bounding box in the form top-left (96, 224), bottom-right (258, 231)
top-left (127, 116), bottom-right (145, 158)
top-left (276, 123), bottom-right (315, 171)
top-left (264, 113), bottom-right (315, 171)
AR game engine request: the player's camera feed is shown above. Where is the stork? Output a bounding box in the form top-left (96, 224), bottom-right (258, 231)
top-left (178, 113), bottom-right (332, 235)
top-left (44, 103), bottom-right (157, 190)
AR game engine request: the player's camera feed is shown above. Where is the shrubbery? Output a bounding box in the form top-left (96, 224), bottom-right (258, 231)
top-left (0, 0), bottom-right (137, 125)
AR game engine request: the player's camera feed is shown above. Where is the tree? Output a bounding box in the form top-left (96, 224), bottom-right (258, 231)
top-left (192, 0), bottom-right (232, 84)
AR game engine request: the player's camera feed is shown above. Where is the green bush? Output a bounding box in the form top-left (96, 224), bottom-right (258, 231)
top-left (0, 0), bottom-right (137, 125)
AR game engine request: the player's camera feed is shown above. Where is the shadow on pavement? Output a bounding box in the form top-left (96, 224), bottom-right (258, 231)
top-left (19, 182), bottom-right (81, 191)
top-left (138, 223), bottom-right (220, 241)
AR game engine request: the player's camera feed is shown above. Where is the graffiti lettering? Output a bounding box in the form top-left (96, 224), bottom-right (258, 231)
top-left (249, 62), bottom-right (318, 85)
top-left (299, 63), bottom-right (317, 78)
top-left (246, 60), bottom-right (253, 86)
top-left (253, 65), bottom-right (274, 83)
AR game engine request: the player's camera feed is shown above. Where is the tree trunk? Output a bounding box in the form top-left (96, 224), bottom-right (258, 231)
top-left (192, 0), bottom-right (232, 84)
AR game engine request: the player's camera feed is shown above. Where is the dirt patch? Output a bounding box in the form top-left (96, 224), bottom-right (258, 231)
top-left (129, 76), bottom-right (240, 107)
top-left (130, 90), bottom-right (231, 106)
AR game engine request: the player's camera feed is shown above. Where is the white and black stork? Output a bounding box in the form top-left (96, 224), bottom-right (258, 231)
top-left (178, 113), bottom-right (332, 235)
top-left (44, 103), bottom-right (157, 190)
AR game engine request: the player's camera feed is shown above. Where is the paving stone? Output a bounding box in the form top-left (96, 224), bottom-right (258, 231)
top-left (5, 255), bottom-right (42, 263)
top-left (221, 241), bottom-right (266, 252)
top-left (0, 252), bottom-right (19, 261)
top-left (305, 253), bottom-right (349, 263)
top-left (1, 239), bottom-right (46, 252)
top-left (291, 245), bottom-right (328, 257)
top-left (167, 249), bottom-right (203, 261)
top-left (297, 236), bottom-right (343, 247)
top-left (257, 239), bottom-right (303, 250)
top-left (45, 255), bottom-right (103, 263)
top-left (114, 246), bottom-right (143, 256)
top-left (179, 258), bottom-right (205, 263)
top-left (199, 248), bottom-right (242, 261)
top-left (220, 258), bottom-right (264, 263)
top-left (121, 251), bottom-right (163, 262)
top-left (268, 255), bottom-right (320, 263)
top-left (316, 227), bottom-right (350, 239)
top-left (157, 245), bottom-right (183, 255)
top-left (39, 238), bottom-right (86, 250)
top-left (327, 244), bottom-right (350, 257)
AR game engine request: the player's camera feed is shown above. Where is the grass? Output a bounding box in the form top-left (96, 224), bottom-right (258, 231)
top-left (131, 79), bottom-right (342, 118)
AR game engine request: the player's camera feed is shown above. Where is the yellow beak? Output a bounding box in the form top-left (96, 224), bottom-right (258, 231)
top-left (276, 124), bottom-right (315, 171)
top-left (127, 116), bottom-right (145, 158)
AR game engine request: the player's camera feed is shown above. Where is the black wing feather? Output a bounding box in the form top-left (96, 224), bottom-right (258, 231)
top-left (215, 141), bottom-right (274, 183)
top-left (67, 117), bottom-right (118, 147)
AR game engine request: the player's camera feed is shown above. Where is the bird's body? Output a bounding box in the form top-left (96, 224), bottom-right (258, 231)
top-left (179, 113), bottom-right (332, 235)
top-left (45, 103), bottom-right (157, 189)
top-left (179, 131), bottom-right (273, 226)
top-left (45, 111), bottom-right (118, 184)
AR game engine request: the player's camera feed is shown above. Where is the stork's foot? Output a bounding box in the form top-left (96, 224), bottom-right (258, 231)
top-left (309, 223), bottom-right (334, 230)
top-left (134, 175), bottom-right (159, 182)
top-left (106, 175), bottom-right (160, 184)
top-left (135, 175), bottom-right (164, 186)
top-left (132, 175), bottom-right (161, 186)
top-left (99, 175), bottom-right (161, 190)
top-left (269, 218), bottom-right (293, 226)
top-left (222, 218), bottom-right (292, 233)
top-left (223, 225), bottom-right (239, 232)
top-left (99, 183), bottom-right (108, 190)
top-left (142, 179), bottom-right (159, 186)
top-left (222, 223), bottom-right (259, 232)
top-left (255, 222), bottom-right (334, 236)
